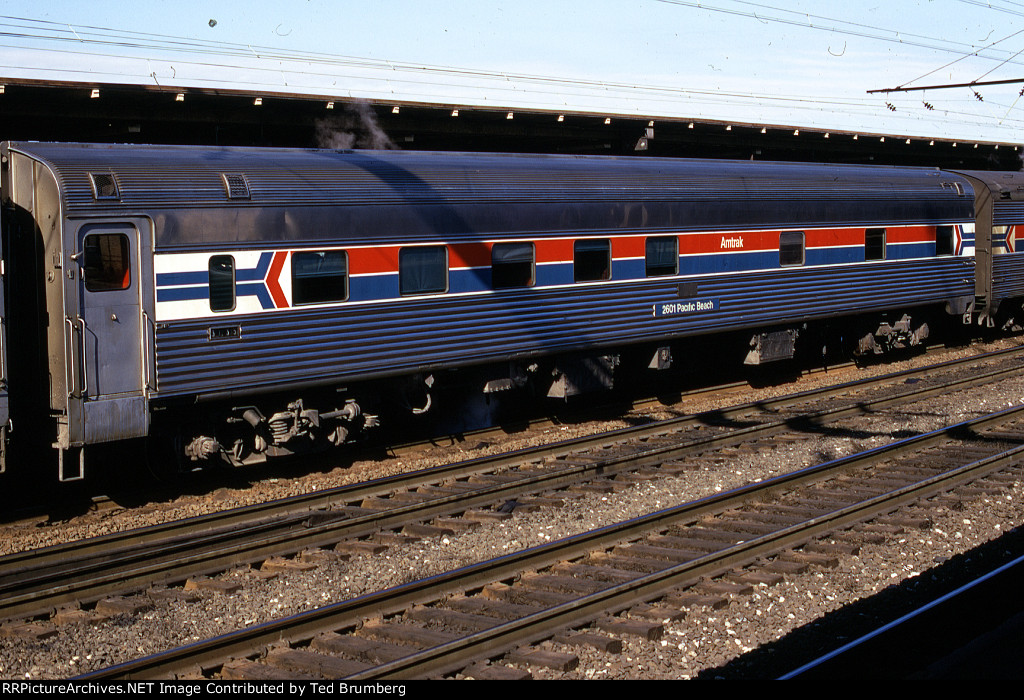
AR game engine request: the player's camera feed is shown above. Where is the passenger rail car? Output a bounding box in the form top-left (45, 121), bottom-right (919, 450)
top-left (0, 142), bottom-right (1022, 480)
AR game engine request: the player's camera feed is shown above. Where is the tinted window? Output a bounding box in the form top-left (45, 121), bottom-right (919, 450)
top-left (574, 238), bottom-right (611, 282)
top-left (400, 246), bottom-right (448, 295)
top-left (645, 236), bottom-right (678, 277)
top-left (292, 250), bottom-right (348, 305)
top-left (936, 226), bottom-right (954, 256)
top-left (780, 231), bottom-right (805, 267)
top-left (209, 255), bottom-right (236, 312)
top-left (83, 233), bottom-right (131, 292)
top-left (491, 242), bottom-right (535, 289)
top-left (865, 228), bottom-right (886, 261)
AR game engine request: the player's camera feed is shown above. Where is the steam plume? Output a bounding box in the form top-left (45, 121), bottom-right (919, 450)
top-left (315, 102), bottom-right (397, 150)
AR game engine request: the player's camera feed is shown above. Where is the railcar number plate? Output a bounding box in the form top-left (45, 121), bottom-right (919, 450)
top-left (653, 298), bottom-right (719, 317)
top-left (208, 325), bottom-right (242, 341)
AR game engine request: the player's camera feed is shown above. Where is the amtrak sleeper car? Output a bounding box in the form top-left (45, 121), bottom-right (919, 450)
top-left (0, 142), bottom-right (1018, 480)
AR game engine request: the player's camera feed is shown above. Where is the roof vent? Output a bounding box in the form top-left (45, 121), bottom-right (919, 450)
top-left (89, 172), bottom-right (120, 200)
top-left (222, 173), bottom-right (251, 199)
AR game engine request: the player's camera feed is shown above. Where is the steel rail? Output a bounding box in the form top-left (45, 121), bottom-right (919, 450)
top-left (78, 403), bottom-right (1024, 680)
top-left (353, 435), bottom-right (1024, 681)
top-left (0, 346), bottom-right (1022, 622)
top-left (8, 343), bottom-right (1023, 571)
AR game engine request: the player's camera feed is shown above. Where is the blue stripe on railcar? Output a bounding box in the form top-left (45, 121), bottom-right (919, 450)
top-left (157, 286), bottom-right (208, 303)
top-left (449, 268), bottom-right (493, 295)
top-left (349, 274), bottom-right (399, 302)
top-left (535, 262), bottom-right (575, 287)
top-left (156, 270), bottom-right (209, 287)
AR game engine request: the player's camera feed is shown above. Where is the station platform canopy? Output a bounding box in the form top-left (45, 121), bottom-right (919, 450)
top-left (0, 77), bottom-right (1018, 170)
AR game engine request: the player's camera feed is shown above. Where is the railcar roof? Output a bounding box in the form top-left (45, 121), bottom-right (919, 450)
top-left (950, 169), bottom-right (1024, 225)
top-left (951, 169), bottom-right (1024, 193)
top-left (2, 141), bottom-right (976, 248)
top-left (5, 140), bottom-right (967, 199)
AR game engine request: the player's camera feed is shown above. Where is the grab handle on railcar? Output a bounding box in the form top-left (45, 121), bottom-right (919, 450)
top-left (0, 317), bottom-right (6, 390)
top-left (141, 310), bottom-right (154, 392)
top-left (64, 316), bottom-right (77, 398)
top-left (77, 316), bottom-right (88, 396)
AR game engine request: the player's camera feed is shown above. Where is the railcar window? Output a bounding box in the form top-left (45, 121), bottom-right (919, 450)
top-left (399, 246), bottom-right (448, 295)
top-left (645, 236), bottom-right (679, 277)
top-left (865, 228), bottom-right (886, 261)
top-left (574, 238), bottom-right (611, 282)
top-left (936, 226), bottom-right (955, 256)
top-left (779, 231), bottom-right (805, 267)
top-left (292, 250), bottom-right (349, 304)
top-left (83, 233), bottom-right (131, 292)
top-left (209, 255), bottom-right (236, 312)
top-left (491, 242), bottom-right (535, 288)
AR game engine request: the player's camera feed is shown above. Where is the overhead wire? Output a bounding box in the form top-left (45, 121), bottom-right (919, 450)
top-left (654, 1), bottom-right (1024, 135)
top-left (0, 16), bottom-right (900, 108)
top-left (3, 10), bottom-right (1023, 99)
top-left (0, 12), bottom-right (1019, 138)
top-left (955, 0), bottom-right (1024, 20)
top-left (654, 0), bottom-right (1024, 64)
top-left (889, 28), bottom-right (1024, 89)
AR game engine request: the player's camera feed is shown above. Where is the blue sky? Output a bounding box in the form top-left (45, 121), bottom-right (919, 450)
top-left (1, 1), bottom-right (1024, 142)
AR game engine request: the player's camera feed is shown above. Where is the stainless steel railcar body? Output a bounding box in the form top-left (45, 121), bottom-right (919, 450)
top-left (950, 170), bottom-right (1024, 323)
top-left (0, 142), bottom-right (983, 476)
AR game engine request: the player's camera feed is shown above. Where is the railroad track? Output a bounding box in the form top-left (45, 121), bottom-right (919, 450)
top-left (79, 403), bottom-right (1024, 680)
top-left (1, 345), bottom-right (1023, 626)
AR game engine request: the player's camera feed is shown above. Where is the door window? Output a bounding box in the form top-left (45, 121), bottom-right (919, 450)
top-left (83, 233), bottom-right (131, 292)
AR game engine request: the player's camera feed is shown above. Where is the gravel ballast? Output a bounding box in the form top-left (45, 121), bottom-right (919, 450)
top-left (1, 340), bottom-right (1023, 679)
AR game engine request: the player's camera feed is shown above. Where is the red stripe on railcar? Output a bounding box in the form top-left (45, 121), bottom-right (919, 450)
top-left (349, 246), bottom-right (400, 275)
top-left (267, 250), bottom-right (288, 308)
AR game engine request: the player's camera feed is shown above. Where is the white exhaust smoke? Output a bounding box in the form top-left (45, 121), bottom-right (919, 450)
top-left (315, 102), bottom-right (397, 150)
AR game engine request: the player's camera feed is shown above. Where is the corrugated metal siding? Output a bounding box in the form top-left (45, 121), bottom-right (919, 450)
top-left (994, 202), bottom-right (1024, 226)
top-left (993, 255), bottom-right (1024, 300)
top-left (153, 259), bottom-right (973, 397)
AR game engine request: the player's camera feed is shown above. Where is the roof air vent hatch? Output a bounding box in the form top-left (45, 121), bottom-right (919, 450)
top-left (222, 173), bottom-right (251, 199)
top-left (89, 172), bottom-right (120, 200)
